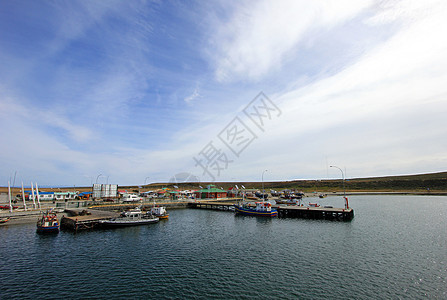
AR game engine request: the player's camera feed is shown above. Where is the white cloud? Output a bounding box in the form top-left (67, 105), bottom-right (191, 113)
top-left (184, 88), bottom-right (201, 104)
top-left (209, 0), bottom-right (373, 82)
top-left (366, 0), bottom-right (445, 26)
top-left (253, 0), bottom-right (447, 178)
top-left (0, 94), bottom-right (93, 143)
top-left (2, 1), bottom-right (447, 185)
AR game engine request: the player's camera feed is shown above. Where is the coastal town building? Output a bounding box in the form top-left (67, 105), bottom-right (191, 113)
top-left (194, 185), bottom-right (227, 199)
top-left (54, 192), bottom-right (78, 201)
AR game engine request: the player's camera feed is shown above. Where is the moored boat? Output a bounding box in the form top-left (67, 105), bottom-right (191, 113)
top-left (36, 210), bottom-right (60, 234)
top-left (255, 191), bottom-right (269, 200)
top-left (275, 198), bottom-right (301, 205)
top-left (150, 206), bottom-right (169, 219)
top-left (0, 217), bottom-right (11, 224)
top-left (99, 207), bottom-right (159, 227)
top-left (234, 201), bottom-right (278, 217)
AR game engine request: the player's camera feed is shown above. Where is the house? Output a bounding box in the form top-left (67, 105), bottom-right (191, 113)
top-left (54, 192), bottom-right (78, 201)
top-left (227, 187), bottom-right (239, 198)
top-left (79, 192), bottom-right (92, 200)
top-left (36, 192), bottom-right (54, 201)
top-left (194, 185), bottom-right (227, 199)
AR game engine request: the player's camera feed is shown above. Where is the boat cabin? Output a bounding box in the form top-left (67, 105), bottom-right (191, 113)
top-left (121, 208), bottom-right (143, 218)
top-left (255, 202), bottom-right (273, 212)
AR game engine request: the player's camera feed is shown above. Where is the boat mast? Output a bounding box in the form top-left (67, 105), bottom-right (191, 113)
top-left (21, 181), bottom-right (27, 211)
top-left (8, 181), bottom-right (13, 213)
top-left (241, 185), bottom-right (246, 203)
top-left (262, 169), bottom-right (268, 202)
top-left (11, 171), bottom-right (17, 209)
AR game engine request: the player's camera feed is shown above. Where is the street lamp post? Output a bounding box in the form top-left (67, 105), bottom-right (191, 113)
top-left (330, 165), bottom-right (349, 209)
top-left (144, 177), bottom-right (150, 185)
top-left (262, 169), bottom-right (268, 201)
top-left (96, 174), bottom-right (102, 184)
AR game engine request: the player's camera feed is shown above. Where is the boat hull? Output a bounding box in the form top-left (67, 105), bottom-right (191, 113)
top-left (36, 211), bottom-right (59, 234)
top-left (156, 214), bottom-right (169, 220)
top-left (36, 226), bottom-right (60, 234)
top-left (99, 218), bottom-right (159, 227)
top-left (0, 217), bottom-right (10, 224)
top-left (234, 205), bottom-right (278, 217)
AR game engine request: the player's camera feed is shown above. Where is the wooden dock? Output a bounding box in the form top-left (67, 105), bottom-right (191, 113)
top-left (276, 206), bottom-right (354, 221)
top-left (188, 201), bottom-right (354, 221)
top-left (60, 209), bottom-right (119, 231)
top-left (188, 201), bottom-right (236, 211)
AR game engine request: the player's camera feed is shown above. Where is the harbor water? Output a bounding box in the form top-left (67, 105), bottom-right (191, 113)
top-left (0, 195), bottom-right (446, 299)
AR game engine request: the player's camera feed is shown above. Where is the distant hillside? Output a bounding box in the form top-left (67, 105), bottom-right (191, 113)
top-left (1, 171), bottom-right (446, 193)
top-left (134, 171), bottom-right (447, 193)
top-left (350, 171), bottom-right (447, 181)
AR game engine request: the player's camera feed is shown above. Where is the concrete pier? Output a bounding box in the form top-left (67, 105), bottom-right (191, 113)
top-left (277, 206), bottom-right (354, 221)
top-left (188, 200), bottom-right (354, 221)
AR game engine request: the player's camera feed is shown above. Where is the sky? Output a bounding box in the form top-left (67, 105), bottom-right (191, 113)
top-left (1, 0), bottom-right (447, 187)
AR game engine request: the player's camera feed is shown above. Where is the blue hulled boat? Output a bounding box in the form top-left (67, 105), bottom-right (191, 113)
top-left (36, 210), bottom-right (60, 234)
top-left (234, 201), bottom-right (278, 217)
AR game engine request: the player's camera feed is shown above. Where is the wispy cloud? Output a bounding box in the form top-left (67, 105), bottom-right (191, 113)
top-left (1, 1), bottom-right (446, 185)
top-left (208, 0), bottom-right (373, 82)
top-left (184, 87), bottom-right (201, 104)
top-left (0, 94), bottom-right (93, 143)
top-left (254, 0), bottom-right (447, 178)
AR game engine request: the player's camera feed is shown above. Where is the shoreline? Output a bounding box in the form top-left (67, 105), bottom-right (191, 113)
top-left (2, 192), bottom-right (446, 227)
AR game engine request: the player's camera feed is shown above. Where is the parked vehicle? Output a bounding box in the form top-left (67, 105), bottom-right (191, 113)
top-left (121, 194), bottom-right (142, 202)
top-left (0, 205), bottom-right (18, 210)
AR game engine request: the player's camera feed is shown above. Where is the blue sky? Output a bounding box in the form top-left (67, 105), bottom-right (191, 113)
top-left (1, 0), bottom-right (447, 187)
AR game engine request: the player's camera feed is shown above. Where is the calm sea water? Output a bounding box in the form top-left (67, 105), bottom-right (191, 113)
top-left (0, 195), bottom-right (446, 299)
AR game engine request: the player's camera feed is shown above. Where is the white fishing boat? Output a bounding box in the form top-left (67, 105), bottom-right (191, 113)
top-left (275, 198), bottom-right (301, 205)
top-left (150, 206), bottom-right (169, 219)
top-left (99, 207), bottom-right (159, 227)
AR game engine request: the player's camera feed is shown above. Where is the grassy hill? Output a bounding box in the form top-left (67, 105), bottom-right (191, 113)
top-left (137, 171), bottom-right (447, 193)
top-left (1, 171), bottom-right (446, 194)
